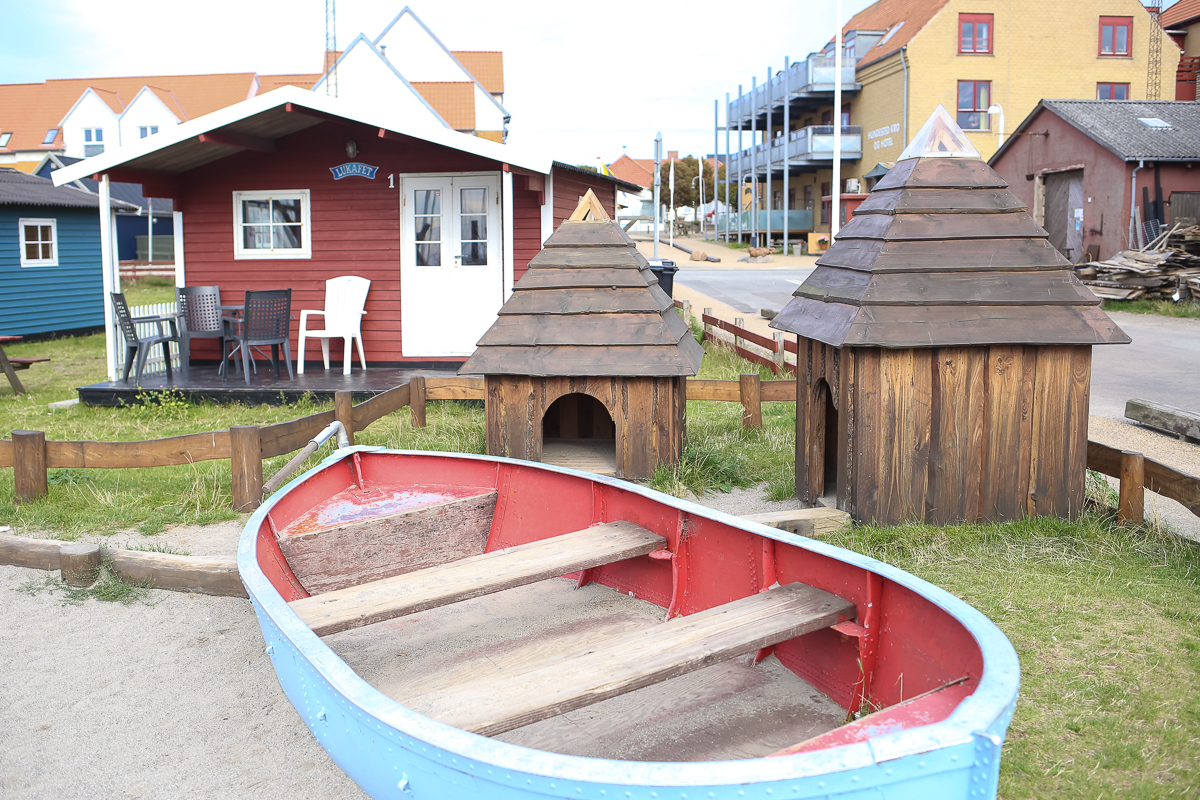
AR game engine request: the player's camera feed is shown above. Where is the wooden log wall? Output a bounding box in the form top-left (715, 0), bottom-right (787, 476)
top-left (796, 336), bottom-right (1094, 526)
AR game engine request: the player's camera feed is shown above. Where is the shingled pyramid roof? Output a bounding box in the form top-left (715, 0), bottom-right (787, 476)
top-left (460, 190), bottom-right (705, 376)
top-left (770, 107), bottom-right (1130, 349)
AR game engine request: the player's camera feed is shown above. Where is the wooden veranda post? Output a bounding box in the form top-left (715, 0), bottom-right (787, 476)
top-left (230, 425), bottom-right (263, 512)
top-left (13, 430), bottom-right (48, 503)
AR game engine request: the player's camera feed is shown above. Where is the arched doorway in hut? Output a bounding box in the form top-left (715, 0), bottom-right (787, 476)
top-left (816, 379), bottom-right (839, 504)
top-left (541, 392), bottom-right (617, 477)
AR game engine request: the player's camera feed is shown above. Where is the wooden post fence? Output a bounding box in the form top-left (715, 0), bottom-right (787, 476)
top-left (12, 430), bottom-right (47, 504)
top-left (410, 376), bottom-right (427, 428)
top-left (335, 391), bottom-right (355, 446)
top-left (740, 373), bottom-right (762, 429)
top-left (230, 425), bottom-right (263, 512)
top-left (1119, 450), bottom-right (1145, 523)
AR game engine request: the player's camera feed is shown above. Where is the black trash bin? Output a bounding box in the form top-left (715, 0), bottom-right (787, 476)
top-left (647, 260), bottom-right (678, 298)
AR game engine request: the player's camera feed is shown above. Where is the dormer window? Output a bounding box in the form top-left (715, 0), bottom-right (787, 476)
top-left (83, 128), bottom-right (104, 156)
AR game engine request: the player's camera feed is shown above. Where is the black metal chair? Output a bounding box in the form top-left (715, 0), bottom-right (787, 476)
top-left (111, 292), bottom-right (180, 385)
top-left (222, 289), bottom-right (294, 384)
top-left (176, 285), bottom-right (226, 381)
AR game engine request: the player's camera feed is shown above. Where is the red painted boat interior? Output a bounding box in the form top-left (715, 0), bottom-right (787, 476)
top-left (255, 452), bottom-right (984, 741)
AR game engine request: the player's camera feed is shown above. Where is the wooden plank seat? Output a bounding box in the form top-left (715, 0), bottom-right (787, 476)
top-left (7, 358), bottom-right (49, 370)
top-left (407, 582), bottom-right (856, 736)
top-left (290, 521), bottom-right (665, 636)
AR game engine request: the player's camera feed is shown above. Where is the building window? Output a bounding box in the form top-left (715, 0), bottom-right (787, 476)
top-left (83, 128), bottom-right (104, 156)
top-left (139, 126), bottom-right (159, 139)
top-left (841, 105), bottom-right (851, 126)
top-left (820, 182), bottom-right (831, 225)
top-left (0, 132), bottom-right (11, 148)
top-left (42, 128), bottom-right (59, 145)
top-left (957, 80), bottom-right (992, 130)
top-left (1100, 16), bottom-right (1132, 56)
top-left (959, 13), bottom-right (993, 54)
top-left (232, 190), bottom-right (312, 260)
top-left (804, 185), bottom-right (813, 211)
top-left (1097, 82), bottom-right (1130, 100)
top-left (19, 218), bottom-right (58, 267)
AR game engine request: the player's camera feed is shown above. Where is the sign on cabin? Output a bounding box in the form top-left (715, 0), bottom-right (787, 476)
top-left (330, 163), bottom-right (379, 180)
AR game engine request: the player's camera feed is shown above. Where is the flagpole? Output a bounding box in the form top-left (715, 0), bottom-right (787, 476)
top-left (669, 157), bottom-right (675, 252)
top-left (832, 0), bottom-right (844, 240)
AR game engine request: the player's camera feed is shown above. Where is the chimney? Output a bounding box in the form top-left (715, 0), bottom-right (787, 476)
top-left (668, 150), bottom-right (679, 161)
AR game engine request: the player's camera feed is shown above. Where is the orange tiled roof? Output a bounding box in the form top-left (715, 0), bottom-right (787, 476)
top-left (843, 0), bottom-right (952, 68)
top-left (258, 74), bottom-right (323, 93)
top-left (410, 82), bottom-right (476, 130)
top-left (452, 51), bottom-right (504, 94)
top-left (1162, 0), bottom-right (1200, 28)
top-left (0, 73), bottom-right (257, 153)
top-left (607, 155), bottom-right (655, 189)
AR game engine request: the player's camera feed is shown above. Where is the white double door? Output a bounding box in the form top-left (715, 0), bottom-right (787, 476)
top-left (400, 174), bottom-right (503, 357)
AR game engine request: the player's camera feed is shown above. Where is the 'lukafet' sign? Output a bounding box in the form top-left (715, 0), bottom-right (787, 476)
top-left (330, 162), bottom-right (379, 180)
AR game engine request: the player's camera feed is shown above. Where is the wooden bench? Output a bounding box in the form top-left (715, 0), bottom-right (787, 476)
top-left (289, 521), bottom-right (665, 636)
top-left (0, 333), bottom-right (49, 395)
top-left (7, 357), bottom-right (49, 370)
top-left (406, 582), bottom-right (856, 736)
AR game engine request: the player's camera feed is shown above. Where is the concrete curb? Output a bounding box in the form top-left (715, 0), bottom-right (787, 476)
top-left (0, 533), bottom-right (246, 598)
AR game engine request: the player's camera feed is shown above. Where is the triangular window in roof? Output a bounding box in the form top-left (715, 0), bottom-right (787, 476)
top-left (897, 104), bottom-right (980, 160)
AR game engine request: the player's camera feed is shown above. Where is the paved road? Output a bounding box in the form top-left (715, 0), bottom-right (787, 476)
top-left (1091, 311), bottom-right (1200, 419)
top-left (677, 269), bottom-right (1200, 420)
top-left (676, 267), bottom-right (814, 316)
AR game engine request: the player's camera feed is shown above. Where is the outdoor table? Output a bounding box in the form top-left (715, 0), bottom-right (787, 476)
top-left (0, 335), bottom-right (49, 396)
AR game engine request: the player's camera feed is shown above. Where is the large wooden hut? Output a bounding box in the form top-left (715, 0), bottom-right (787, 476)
top-left (770, 107), bottom-right (1129, 526)
top-left (460, 191), bottom-right (704, 479)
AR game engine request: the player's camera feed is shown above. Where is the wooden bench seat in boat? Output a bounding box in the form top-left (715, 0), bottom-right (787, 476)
top-left (407, 582), bottom-right (856, 736)
top-left (290, 521), bottom-right (665, 636)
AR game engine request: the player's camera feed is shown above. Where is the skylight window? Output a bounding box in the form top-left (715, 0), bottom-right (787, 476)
top-left (877, 21), bottom-right (904, 48)
top-left (42, 128), bottom-right (59, 145)
top-left (1137, 117), bottom-right (1172, 128)
top-left (0, 132), bottom-right (11, 148)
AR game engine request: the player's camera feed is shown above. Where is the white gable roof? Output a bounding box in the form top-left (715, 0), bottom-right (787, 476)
top-left (312, 33), bottom-right (450, 128)
top-left (50, 84), bottom-right (549, 187)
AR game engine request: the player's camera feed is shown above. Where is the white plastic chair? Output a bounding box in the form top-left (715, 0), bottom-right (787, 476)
top-left (297, 276), bottom-right (371, 375)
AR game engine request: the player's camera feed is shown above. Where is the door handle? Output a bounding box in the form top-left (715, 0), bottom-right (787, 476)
top-left (454, 255), bottom-right (462, 267)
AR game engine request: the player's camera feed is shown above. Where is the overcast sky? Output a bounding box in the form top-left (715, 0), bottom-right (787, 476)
top-left (1, 0), bottom-right (908, 164)
top-left (5, 0), bottom-right (1186, 164)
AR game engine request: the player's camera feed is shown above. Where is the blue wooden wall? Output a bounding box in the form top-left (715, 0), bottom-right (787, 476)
top-left (0, 205), bottom-right (105, 336)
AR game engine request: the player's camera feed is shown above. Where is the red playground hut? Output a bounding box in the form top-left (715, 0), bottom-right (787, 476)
top-left (770, 107), bottom-right (1129, 526)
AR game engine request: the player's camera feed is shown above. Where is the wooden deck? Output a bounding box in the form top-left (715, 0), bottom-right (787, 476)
top-left (77, 364), bottom-right (462, 407)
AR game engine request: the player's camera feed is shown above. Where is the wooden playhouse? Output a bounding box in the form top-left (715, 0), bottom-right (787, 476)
top-left (460, 191), bottom-right (704, 479)
top-left (770, 107), bottom-right (1130, 526)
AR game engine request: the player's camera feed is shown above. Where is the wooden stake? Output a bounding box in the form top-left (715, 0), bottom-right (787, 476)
top-left (1118, 450), bottom-right (1145, 523)
top-left (60, 542), bottom-right (101, 586)
top-left (680, 299), bottom-right (692, 327)
top-left (734, 317), bottom-right (745, 350)
top-left (740, 373), bottom-right (762, 429)
top-left (703, 308), bottom-right (713, 338)
top-left (13, 430), bottom-right (48, 504)
top-left (230, 425), bottom-right (263, 512)
top-left (773, 332), bottom-right (785, 370)
top-left (335, 391), bottom-right (355, 446)
top-left (410, 376), bottom-right (427, 428)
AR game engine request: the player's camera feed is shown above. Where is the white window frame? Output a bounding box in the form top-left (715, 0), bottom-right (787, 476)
top-left (232, 189), bottom-right (312, 260)
top-left (19, 218), bottom-right (58, 267)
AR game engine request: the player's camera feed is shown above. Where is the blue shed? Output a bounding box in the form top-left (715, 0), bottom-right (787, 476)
top-left (0, 167), bottom-right (134, 336)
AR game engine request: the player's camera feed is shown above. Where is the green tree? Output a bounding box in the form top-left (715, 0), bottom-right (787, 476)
top-left (658, 156), bottom-right (728, 210)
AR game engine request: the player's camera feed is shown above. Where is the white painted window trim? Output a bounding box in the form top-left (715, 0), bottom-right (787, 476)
top-left (19, 217), bottom-right (58, 267)
top-left (232, 189), bottom-right (312, 260)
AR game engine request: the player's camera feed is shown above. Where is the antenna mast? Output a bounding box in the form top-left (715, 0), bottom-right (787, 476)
top-left (1147, 2), bottom-right (1162, 100)
top-left (325, 0), bottom-right (338, 97)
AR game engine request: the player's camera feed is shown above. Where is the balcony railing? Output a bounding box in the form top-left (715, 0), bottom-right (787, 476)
top-left (714, 209), bottom-right (815, 233)
top-left (728, 126), bottom-right (863, 173)
top-left (729, 55), bottom-right (859, 122)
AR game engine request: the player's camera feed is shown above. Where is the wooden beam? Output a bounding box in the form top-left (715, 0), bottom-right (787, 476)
top-left (742, 507), bottom-right (850, 538)
top-left (285, 102), bottom-right (345, 125)
top-left (407, 582), bottom-right (855, 736)
top-left (1125, 398), bottom-right (1200, 441)
top-left (93, 169), bottom-right (180, 197)
top-left (290, 521), bottom-right (664, 636)
top-left (198, 131), bottom-right (276, 153)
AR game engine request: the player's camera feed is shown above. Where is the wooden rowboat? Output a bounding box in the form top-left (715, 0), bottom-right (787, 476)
top-left (239, 445), bottom-right (1019, 799)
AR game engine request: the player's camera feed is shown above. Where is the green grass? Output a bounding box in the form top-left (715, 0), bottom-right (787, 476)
top-left (121, 276), bottom-right (178, 307)
top-left (17, 558), bottom-right (156, 606)
top-left (820, 513), bottom-right (1200, 799)
top-left (1101, 298), bottom-right (1200, 319)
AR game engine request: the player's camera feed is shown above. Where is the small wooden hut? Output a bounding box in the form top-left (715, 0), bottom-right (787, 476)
top-left (460, 190), bottom-right (704, 479)
top-left (770, 107), bottom-right (1130, 526)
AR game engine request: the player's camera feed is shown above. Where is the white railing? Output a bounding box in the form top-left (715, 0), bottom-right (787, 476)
top-left (115, 301), bottom-right (182, 378)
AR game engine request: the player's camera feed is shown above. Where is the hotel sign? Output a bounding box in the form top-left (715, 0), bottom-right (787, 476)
top-left (330, 162), bottom-right (379, 180)
top-left (867, 123), bottom-right (901, 151)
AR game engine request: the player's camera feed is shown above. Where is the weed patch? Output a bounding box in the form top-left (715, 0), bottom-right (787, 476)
top-left (18, 559), bottom-right (156, 606)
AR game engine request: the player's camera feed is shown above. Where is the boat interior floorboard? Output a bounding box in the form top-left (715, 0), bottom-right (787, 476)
top-left (324, 579), bottom-right (847, 762)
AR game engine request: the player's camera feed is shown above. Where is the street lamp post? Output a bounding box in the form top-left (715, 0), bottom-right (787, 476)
top-left (987, 103), bottom-right (1006, 149)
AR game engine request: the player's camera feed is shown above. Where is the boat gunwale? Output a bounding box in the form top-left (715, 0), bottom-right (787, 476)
top-left (238, 445), bottom-right (1020, 787)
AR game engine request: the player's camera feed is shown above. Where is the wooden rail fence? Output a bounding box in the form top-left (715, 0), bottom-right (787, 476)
top-left (3, 371), bottom-right (1198, 522)
top-left (674, 298), bottom-right (798, 375)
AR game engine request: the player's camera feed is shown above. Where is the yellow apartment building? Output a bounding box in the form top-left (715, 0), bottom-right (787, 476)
top-left (719, 0), bottom-right (1180, 243)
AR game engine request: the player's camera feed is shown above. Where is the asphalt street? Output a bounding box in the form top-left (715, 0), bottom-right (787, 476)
top-left (676, 270), bottom-right (1200, 420)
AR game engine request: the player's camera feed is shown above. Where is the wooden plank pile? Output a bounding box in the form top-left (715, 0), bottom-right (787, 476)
top-left (1076, 235), bottom-right (1200, 301)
